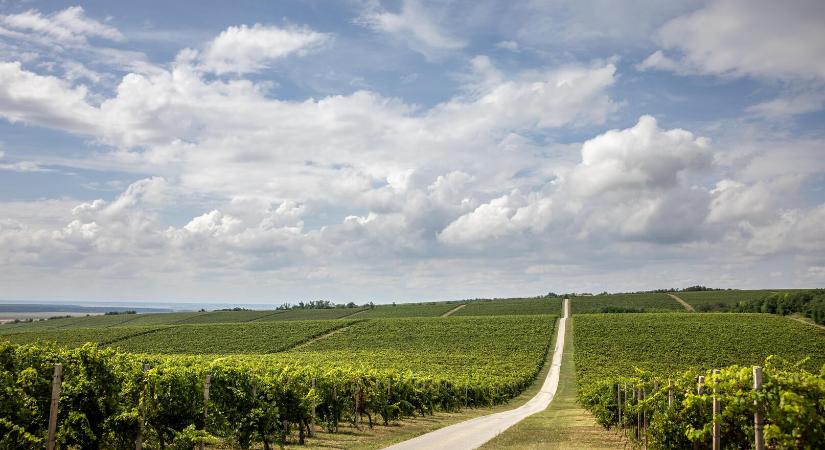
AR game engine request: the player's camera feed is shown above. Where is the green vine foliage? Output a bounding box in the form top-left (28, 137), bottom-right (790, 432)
top-left (0, 341), bottom-right (529, 449)
top-left (578, 357), bottom-right (825, 449)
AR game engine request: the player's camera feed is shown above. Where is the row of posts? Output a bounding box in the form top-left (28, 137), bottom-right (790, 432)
top-left (44, 363), bottom-right (406, 450)
top-left (615, 366), bottom-right (765, 450)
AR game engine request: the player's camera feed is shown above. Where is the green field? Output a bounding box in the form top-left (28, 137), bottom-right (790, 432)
top-left (571, 293), bottom-right (683, 313)
top-left (1, 320), bottom-right (357, 354)
top-left (253, 307), bottom-right (367, 320)
top-left (174, 310), bottom-right (285, 324)
top-left (574, 313), bottom-right (825, 388)
top-left (281, 315), bottom-right (557, 385)
top-left (453, 298), bottom-right (562, 316)
top-left (676, 289), bottom-right (777, 311)
top-left (113, 320), bottom-right (354, 354)
top-left (356, 302), bottom-right (459, 318)
top-left (1, 325), bottom-right (166, 347)
top-left (0, 312), bottom-right (557, 388)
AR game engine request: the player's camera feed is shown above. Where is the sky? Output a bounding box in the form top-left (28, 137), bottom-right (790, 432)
top-left (0, 0), bottom-right (823, 303)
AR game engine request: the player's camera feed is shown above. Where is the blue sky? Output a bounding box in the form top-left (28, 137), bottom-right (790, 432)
top-left (0, 0), bottom-right (823, 303)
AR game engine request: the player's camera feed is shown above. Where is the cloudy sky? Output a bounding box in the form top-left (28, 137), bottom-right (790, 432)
top-left (1, 0), bottom-right (823, 303)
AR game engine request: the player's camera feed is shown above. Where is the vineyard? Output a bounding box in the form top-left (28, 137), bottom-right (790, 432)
top-left (3, 292), bottom-right (825, 449)
top-left (571, 293), bottom-right (684, 313)
top-left (574, 313), bottom-right (825, 386)
top-left (356, 302), bottom-right (459, 318)
top-left (574, 313), bottom-right (825, 448)
top-left (452, 298), bottom-right (562, 316)
top-left (0, 314), bottom-right (557, 449)
top-left (675, 290), bottom-right (779, 311)
top-left (0, 320), bottom-right (357, 354)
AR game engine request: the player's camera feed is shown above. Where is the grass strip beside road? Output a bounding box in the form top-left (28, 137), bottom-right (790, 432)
top-left (480, 317), bottom-right (622, 450)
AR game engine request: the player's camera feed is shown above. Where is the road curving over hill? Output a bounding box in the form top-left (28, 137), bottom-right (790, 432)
top-left (383, 298), bottom-right (570, 450)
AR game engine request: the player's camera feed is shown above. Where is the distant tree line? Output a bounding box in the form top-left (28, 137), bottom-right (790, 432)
top-left (275, 300), bottom-right (376, 310)
top-left (736, 289), bottom-right (825, 325)
top-left (590, 286), bottom-right (733, 295)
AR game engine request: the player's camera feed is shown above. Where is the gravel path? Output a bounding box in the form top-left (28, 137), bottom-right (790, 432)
top-left (383, 299), bottom-right (570, 450)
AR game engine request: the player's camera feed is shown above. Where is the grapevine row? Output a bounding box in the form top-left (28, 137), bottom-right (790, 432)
top-left (0, 341), bottom-right (539, 449)
top-left (577, 357), bottom-right (825, 449)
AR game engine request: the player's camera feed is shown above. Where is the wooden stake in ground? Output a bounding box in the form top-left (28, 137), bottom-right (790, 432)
top-left (623, 383), bottom-right (627, 429)
top-left (697, 375), bottom-right (705, 395)
top-left (136, 364), bottom-right (150, 450)
top-left (309, 378), bottom-right (316, 437)
top-left (642, 388), bottom-right (648, 449)
top-left (616, 383), bottom-right (621, 425)
top-left (200, 374), bottom-right (211, 450)
top-left (355, 382), bottom-right (361, 425)
top-left (753, 366), bottom-right (765, 450)
top-left (668, 379), bottom-right (673, 409)
top-left (712, 369), bottom-right (720, 450)
top-left (634, 387), bottom-right (640, 441)
top-left (47, 363), bottom-right (63, 450)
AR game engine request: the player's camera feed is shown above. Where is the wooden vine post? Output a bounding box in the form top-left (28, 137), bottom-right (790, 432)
top-left (136, 364), bottom-right (150, 450)
top-left (354, 382), bottom-right (361, 425)
top-left (642, 387), bottom-right (648, 448)
top-left (200, 374), bottom-right (211, 450)
top-left (333, 385), bottom-right (338, 432)
top-left (668, 378), bottom-right (673, 409)
top-left (753, 366), bottom-right (765, 450)
top-left (623, 383), bottom-right (628, 429)
top-left (712, 369), bottom-right (721, 450)
top-left (697, 375), bottom-right (705, 394)
top-left (47, 363), bottom-right (63, 450)
top-left (634, 387), bottom-right (640, 440)
top-left (617, 383), bottom-right (622, 425)
top-left (309, 378), bottom-right (316, 437)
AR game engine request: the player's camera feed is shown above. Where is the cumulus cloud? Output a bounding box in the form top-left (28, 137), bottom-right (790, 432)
top-left (440, 116), bottom-right (715, 246)
top-left (641, 0), bottom-right (825, 81)
top-left (199, 24), bottom-right (330, 74)
top-left (439, 191), bottom-right (553, 245)
top-left (1, 4), bottom-right (823, 299)
top-left (0, 62), bottom-right (100, 133)
top-left (740, 205), bottom-right (825, 256)
top-left (707, 180), bottom-right (775, 225)
top-left (566, 115), bottom-right (711, 197)
top-left (0, 53), bottom-right (617, 206)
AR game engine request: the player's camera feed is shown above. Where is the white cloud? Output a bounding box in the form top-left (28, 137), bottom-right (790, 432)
top-left (495, 40), bottom-right (519, 52)
top-left (637, 50), bottom-right (683, 73)
top-left (566, 115), bottom-right (711, 197)
top-left (641, 0), bottom-right (825, 81)
top-left (0, 149), bottom-right (51, 172)
top-left (0, 62), bottom-right (99, 134)
top-left (1, 4), bottom-right (823, 299)
top-left (439, 191), bottom-right (553, 245)
top-left (0, 55), bottom-right (615, 205)
top-left (357, 0), bottom-right (466, 58)
top-left (199, 24), bottom-right (330, 75)
top-left (707, 180), bottom-right (774, 224)
top-left (745, 91), bottom-right (825, 119)
top-left (0, 6), bottom-right (123, 46)
top-left (740, 205), bottom-right (825, 256)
